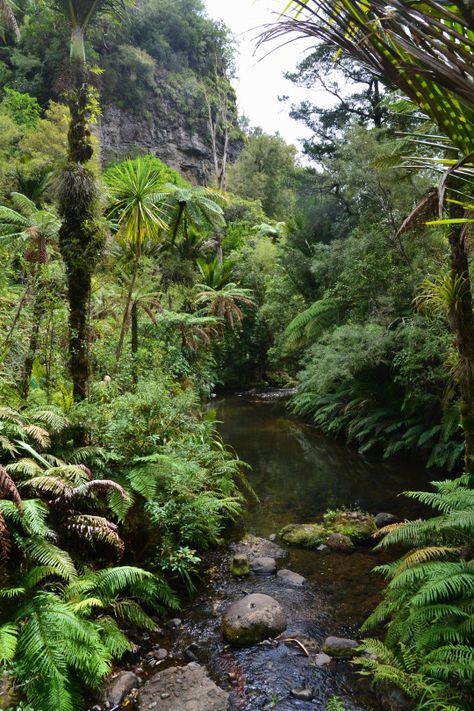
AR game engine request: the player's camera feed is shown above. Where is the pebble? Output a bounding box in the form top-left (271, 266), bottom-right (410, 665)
top-left (166, 618), bottom-right (182, 629)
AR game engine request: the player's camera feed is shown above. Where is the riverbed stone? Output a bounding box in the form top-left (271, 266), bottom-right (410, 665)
top-left (290, 688), bottom-right (313, 701)
top-left (322, 636), bottom-right (359, 657)
top-left (279, 523), bottom-right (326, 548)
top-left (137, 662), bottom-right (229, 711)
top-left (222, 593), bottom-right (287, 647)
top-left (231, 534), bottom-right (287, 560)
top-left (375, 512), bottom-right (399, 529)
top-left (277, 569), bottom-right (306, 586)
top-left (322, 509), bottom-right (376, 541)
top-left (230, 553), bottom-right (250, 577)
top-left (251, 556), bottom-right (277, 575)
top-left (314, 652), bottom-right (332, 667)
top-left (103, 671), bottom-right (140, 708)
top-left (326, 532), bottom-right (355, 553)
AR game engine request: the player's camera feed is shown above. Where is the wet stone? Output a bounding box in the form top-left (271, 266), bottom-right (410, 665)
top-left (251, 556), bottom-right (277, 575)
top-left (230, 553), bottom-right (250, 577)
top-left (277, 568), bottom-right (306, 586)
top-left (314, 652), bottom-right (332, 667)
top-left (138, 663), bottom-right (228, 710)
top-left (290, 688), bottom-right (313, 701)
top-left (322, 636), bottom-right (359, 657)
top-left (102, 671), bottom-right (140, 708)
top-left (375, 512), bottom-right (399, 529)
top-left (222, 593), bottom-right (287, 647)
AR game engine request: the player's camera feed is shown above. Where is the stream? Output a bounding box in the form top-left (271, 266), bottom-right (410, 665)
top-left (121, 392), bottom-right (433, 710)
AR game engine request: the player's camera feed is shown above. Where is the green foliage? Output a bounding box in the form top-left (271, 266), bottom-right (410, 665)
top-left (1, 88), bottom-right (41, 128)
top-left (357, 476), bottom-right (474, 709)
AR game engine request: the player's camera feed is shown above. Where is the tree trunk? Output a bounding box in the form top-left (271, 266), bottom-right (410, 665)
top-left (115, 257), bottom-right (139, 370)
top-left (20, 294), bottom-right (44, 399)
top-left (131, 301), bottom-right (138, 385)
top-left (448, 203), bottom-right (474, 477)
top-left (57, 75), bottom-right (100, 402)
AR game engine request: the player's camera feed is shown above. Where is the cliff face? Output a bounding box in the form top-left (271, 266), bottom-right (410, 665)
top-left (97, 63), bottom-right (243, 185)
top-left (98, 102), bottom-right (241, 185)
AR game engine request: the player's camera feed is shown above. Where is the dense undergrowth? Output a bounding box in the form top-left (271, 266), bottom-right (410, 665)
top-left (0, 0), bottom-right (473, 709)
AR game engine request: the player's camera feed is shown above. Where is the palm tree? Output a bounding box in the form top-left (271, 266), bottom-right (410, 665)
top-left (197, 256), bottom-right (233, 290)
top-left (0, 193), bottom-right (60, 397)
top-left (55, 0), bottom-right (117, 401)
top-left (267, 0), bottom-right (474, 475)
top-left (105, 157), bottom-right (168, 370)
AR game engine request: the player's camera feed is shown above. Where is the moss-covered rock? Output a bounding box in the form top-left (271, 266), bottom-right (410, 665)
top-left (322, 509), bottom-right (376, 542)
top-left (229, 553), bottom-right (250, 577)
top-left (279, 510), bottom-right (376, 549)
top-left (279, 523), bottom-right (326, 548)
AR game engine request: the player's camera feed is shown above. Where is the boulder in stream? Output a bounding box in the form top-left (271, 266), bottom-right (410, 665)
top-left (326, 532), bottom-right (355, 553)
top-left (279, 523), bottom-right (326, 548)
top-left (102, 670), bottom-right (140, 708)
top-left (229, 553), bottom-right (250, 577)
top-left (280, 509), bottom-right (376, 549)
top-left (375, 512), bottom-right (399, 529)
top-left (138, 662), bottom-right (229, 711)
top-left (277, 568), bottom-right (306, 586)
top-left (250, 556), bottom-right (277, 575)
top-left (322, 636), bottom-right (359, 657)
top-left (222, 593), bottom-right (287, 647)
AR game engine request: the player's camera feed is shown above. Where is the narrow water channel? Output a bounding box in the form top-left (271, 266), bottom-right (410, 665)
top-left (146, 393), bottom-right (433, 710)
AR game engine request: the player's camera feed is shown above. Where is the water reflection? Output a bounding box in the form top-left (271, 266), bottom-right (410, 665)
top-left (216, 396), bottom-right (432, 537)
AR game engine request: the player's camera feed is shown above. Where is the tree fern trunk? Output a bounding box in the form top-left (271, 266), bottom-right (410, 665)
top-left (448, 203), bottom-right (474, 477)
top-left (131, 301), bottom-right (138, 385)
top-left (57, 73), bottom-right (101, 402)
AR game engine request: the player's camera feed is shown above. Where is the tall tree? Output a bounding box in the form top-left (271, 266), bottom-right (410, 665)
top-left (105, 157), bottom-right (167, 372)
top-left (266, 0), bottom-right (474, 475)
top-left (55, 0), bottom-right (115, 400)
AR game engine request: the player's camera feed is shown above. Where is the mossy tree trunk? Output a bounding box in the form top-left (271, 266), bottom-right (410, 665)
top-left (57, 70), bottom-right (101, 401)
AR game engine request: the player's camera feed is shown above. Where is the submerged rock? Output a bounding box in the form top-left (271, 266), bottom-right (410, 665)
top-left (326, 532), bottom-right (355, 553)
top-left (103, 671), bottom-right (140, 708)
top-left (251, 556), bottom-right (277, 575)
top-left (322, 636), bottom-right (359, 657)
top-left (222, 593), bottom-right (287, 647)
top-left (277, 569), bottom-right (306, 586)
top-left (138, 662), bottom-right (229, 710)
top-left (230, 553), bottom-right (250, 577)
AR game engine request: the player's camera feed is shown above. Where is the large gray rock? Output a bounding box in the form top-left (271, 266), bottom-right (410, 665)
top-left (277, 569), bottom-right (306, 586)
top-left (103, 671), bottom-right (140, 708)
top-left (250, 556), bottom-right (277, 575)
top-left (322, 636), bottom-right (359, 657)
top-left (138, 663), bottom-right (229, 711)
top-left (222, 593), bottom-right (287, 647)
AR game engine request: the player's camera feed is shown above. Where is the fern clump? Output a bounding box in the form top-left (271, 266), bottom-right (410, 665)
top-left (357, 475), bottom-right (474, 710)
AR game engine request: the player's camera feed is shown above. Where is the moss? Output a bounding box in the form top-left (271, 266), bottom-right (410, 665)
top-left (279, 523), bottom-right (326, 548)
top-left (323, 509), bottom-right (376, 541)
top-left (280, 510), bottom-right (376, 549)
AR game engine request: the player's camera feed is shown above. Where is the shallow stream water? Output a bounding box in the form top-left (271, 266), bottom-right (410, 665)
top-left (123, 392), bottom-right (433, 710)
